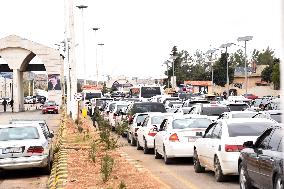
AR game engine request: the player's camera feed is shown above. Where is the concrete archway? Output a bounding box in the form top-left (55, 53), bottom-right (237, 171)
top-left (0, 35), bottom-right (64, 112)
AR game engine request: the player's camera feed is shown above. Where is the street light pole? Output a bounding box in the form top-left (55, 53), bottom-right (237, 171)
top-left (76, 5), bottom-right (88, 85)
top-left (97, 43), bottom-right (104, 86)
top-left (220, 43), bottom-right (234, 96)
top-left (163, 60), bottom-right (170, 88)
top-left (170, 55), bottom-right (178, 88)
top-left (206, 49), bottom-right (218, 94)
top-left (237, 36), bottom-right (253, 95)
top-left (92, 28), bottom-right (100, 86)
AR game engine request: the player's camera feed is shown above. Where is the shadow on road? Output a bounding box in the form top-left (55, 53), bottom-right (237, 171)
top-left (0, 168), bottom-right (49, 180)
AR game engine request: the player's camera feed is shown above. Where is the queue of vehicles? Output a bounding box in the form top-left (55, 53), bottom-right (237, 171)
top-left (92, 86), bottom-right (282, 189)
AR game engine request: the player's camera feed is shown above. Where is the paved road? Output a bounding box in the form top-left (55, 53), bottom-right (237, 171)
top-left (119, 137), bottom-right (240, 189)
top-left (0, 110), bottom-right (61, 189)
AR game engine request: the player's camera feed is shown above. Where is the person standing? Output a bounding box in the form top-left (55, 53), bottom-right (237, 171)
top-left (9, 99), bottom-right (14, 112)
top-left (2, 99), bottom-right (7, 112)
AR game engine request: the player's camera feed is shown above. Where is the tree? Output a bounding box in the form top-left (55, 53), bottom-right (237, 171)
top-left (252, 47), bottom-right (275, 65)
top-left (261, 66), bottom-right (273, 83)
top-left (213, 53), bottom-right (235, 87)
top-left (272, 63), bottom-right (280, 90)
top-left (229, 49), bottom-right (245, 67)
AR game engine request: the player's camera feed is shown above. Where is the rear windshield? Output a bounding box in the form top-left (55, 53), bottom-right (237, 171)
top-left (116, 105), bottom-right (128, 112)
top-left (133, 103), bottom-right (166, 114)
top-left (0, 127), bottom-right (39, 141)
top-left (136, 114), bottom-right (148, 123)
top-left (228, 104), bottom-right (249, 111)
top-left (270, 114), bottom-right (282, 123)
top-left (151, 116), bottom-right (166, 125)
top-left (232, 112), bottom-right (257, 118)
top-left (173, 118), bottom-right (211, 129)
top-left (140, 87), bottom-right (161, 98)
top-left (201, 107), bottom-right (230, 116)
top-left (227, 122), bottom-right (272, 137)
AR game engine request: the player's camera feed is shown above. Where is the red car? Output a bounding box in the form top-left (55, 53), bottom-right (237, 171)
top-left (42, 101), bottom-right (59, 114)
top-left (243, 93), bottom-right (258, 100)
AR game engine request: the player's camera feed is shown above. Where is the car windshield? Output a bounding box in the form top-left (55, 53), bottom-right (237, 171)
top-left (201, 107), bottom-right (230, 116)
top-left (45, 101), bottom-right (55, 106)
top-left (140, 87), bottom-right (161, 98)
top-left (132, 103), bottom-right (166, 114)
top-left (151, 116), bottom-right (166, 125)
top-left (173, 118), bottom-right (211, 129)
top-left (227, 122), bottom-right (273, 137)
top-left (116, 105), bottom-right (128, 112)
top-left (228, 104), bottom-right (249, 111)
top-left (85, 93), bottom-right (102, 100)
top-left (0, 127), bottom-right (39, 141)
top-left (270, 114), bottom-right (282, 123)
top-left (231, 112), bottom-right (258, 118)
top-left (136, 114), bottom-right (148, 123)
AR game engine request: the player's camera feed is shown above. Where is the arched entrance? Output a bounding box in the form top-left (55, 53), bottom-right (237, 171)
top-left (0, 35), bottom-right (64, 112)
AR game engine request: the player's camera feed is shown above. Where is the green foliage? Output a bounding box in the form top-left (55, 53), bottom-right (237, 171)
top-left (101, 154), bottom-right (114, 182)
top-left (115, 119), bottom-right (129, 136)
top-left (272, 63), bottom-right (280, 90)
top-left (229, 49), bottom-right (245, 67)
top-left (119, 181), bottom-right (127, 189)
top-left (89, 140), bottom-right (97, 162)
top-left (261, 66), bottom-right (273, 83)
top-left (252, 47), bottom-right (275, 65)
top-left (213, 53), bottom-right (235, 87)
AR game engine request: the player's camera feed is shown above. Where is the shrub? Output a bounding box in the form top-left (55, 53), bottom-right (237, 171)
top-left (89, 140), bottom-right (97, 162)
top-left (101, 154), bottom-right (114, 182)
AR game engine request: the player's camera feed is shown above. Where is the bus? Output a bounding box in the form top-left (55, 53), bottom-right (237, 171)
top-left (129, 86), bottom-right (162, 100)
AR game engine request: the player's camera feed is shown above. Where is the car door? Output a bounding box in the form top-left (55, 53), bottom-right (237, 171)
top-left (137, 116), bottom-right (149, 147)
top-left (247, 128), bottom-right (273, 187)
top-left (197, 123), bottom-right (216, 167)
top-left (206, 122), bottom-right (222, 170)
top-left (258, 128), bottom-right (282, 189)
top-left (155, 119), bottom-right (168, 154)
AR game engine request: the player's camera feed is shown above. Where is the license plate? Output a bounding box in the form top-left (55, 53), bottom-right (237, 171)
top-left (3, 147), bottom-right (22, 154)
top-left (48, 110), bottom-right (53, 112)
top-left (188, 137), bottom-right (197, 142)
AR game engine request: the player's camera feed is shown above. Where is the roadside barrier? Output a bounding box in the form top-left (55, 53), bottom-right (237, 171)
top-left (48, 109), bottom-right (68, 189)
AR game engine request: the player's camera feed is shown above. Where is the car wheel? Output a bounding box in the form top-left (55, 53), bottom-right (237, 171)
top-left (239, 162), bottom-right (252, 189)
top-left (42, 156), bottom-right (52, 175)
top-left (274, 174), bottom-right (283, 189)
top-left (163, 146), bottom-right (172, 164)
top-left (127, 132), bottom-right (131, 143)
top-left (214, 156), bottom-right (226, 182)
top-left (154, 143), bottom-right (162, 159)
top-left (143, 138), bottom-right (150, 154)
top-left (130, 134), bottom-right (136, 146)
top-left (193, 149), bottom-right (205, 173)
top-left (136, 139), bottom-right (142, 150)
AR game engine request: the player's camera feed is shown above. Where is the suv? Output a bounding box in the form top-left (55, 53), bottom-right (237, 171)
top-left (127, 113), bottom-right (149, 146)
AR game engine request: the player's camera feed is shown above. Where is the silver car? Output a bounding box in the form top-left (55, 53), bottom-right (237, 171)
top-left (0, 124), bottom-right (53, 174)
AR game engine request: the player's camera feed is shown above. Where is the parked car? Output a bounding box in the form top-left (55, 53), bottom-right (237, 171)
top-left (253, 110), bottom-right (282, 123)
top-left (127, 113), bottom-right (149, 146)
top-left (238, 125), bottom-right (283, 189)
top-left (136, 113), bottom-right (173, 154)
top-left (24, 96), bottom-right (34, 104)
top-left (0, 123), bottom-right (54, 174)
top-left (217, 111), bottom-right (259, 120)
top-left (243, 93), bottom-right (258, 100)
top-left (193, 118), bottom-right (277, 182)
top-left (154, 114), bottom-right (212, 164)
top-left (42, 101), bottom-right (59, 114)
top-left (108, 101), bottom-right (129, 130)
top-left (226, 102), bottom-right (249, 111)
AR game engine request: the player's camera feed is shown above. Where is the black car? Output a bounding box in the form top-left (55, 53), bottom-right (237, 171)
top-left (238, 125), bottom-right (283, 189)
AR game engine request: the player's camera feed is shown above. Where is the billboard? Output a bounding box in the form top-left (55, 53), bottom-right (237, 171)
top-left (48, 74), bottom-right (61, 90)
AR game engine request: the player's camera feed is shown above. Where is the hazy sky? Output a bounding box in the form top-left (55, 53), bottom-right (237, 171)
top-left (0, 0), bottom-right (282, 80)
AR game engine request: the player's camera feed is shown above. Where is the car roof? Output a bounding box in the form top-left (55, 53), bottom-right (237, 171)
top-left (172, 114), bottom-right (210, 119)
top-left (0, 123), bottom-right (41, 128)
top-left (196, 103), bottom-right (227, 107)
top-left (223, 111), bottom-right (255, 115)
top-left (221, 118), bottom-right (277, 125)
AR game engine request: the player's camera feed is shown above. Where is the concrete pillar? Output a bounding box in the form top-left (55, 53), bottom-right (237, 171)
top-left (13, 69), bottom-right (24, 112)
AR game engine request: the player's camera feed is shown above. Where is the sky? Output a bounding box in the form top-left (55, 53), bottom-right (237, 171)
top-left (0, 0), bottom-right (282, 80)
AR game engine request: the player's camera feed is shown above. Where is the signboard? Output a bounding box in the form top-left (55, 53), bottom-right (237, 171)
top-left (81, 85), bottom-right (103, 90)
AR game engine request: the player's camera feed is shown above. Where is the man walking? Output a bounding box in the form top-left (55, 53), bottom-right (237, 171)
top-left (2, 99), bottom-right (7, 112)
top-left (9, 99), bottom-right (14, 112)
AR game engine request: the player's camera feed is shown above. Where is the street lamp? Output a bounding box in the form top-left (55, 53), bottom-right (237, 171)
top-left (97, 43), bottom-right (104, 86)
top-left (76, 5), bottom-right (88, 85)
top-left (170, 55), bottom-right (178, 88)
top-left (237, 36), bottom-right (253, 95)
top-left (163, 60), bottom-right (171, 88)
top-left (92, 28), bottom-right (100, 85)
top-left (206, 48), bottom-right (219, 94)
top-left (220, 43), bottom-right (234, 96)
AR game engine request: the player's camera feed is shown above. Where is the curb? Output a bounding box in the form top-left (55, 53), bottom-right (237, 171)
top-left (48, 110), bottom-right (68, 189)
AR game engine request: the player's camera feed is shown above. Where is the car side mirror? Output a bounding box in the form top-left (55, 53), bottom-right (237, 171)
top-left (137, 122), bottom-right (141, 126)
top-left (243, 141), bottom-right (254, 148)
top-left (159, 125), bottom-right (164, 131)
top-left (153, 125), bottom-right (158, 131)
top-left (49, 133), bottom-right (54, 138)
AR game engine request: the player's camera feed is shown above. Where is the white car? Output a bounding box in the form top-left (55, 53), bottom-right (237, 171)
top-left (0, 123), bottom-right (54, 174)
top-left (154, 114), bottom-right (212, 164)
top-left (136, 113), bottom-right (173, 154)
top-left (108, 101), bottom-right (129, 130)
top-left (218, 111), bottom-right (258, 119)
top-left (193, 118), bottom-right (277, 182)
top-left (127, 113), bottom-right (149, 146)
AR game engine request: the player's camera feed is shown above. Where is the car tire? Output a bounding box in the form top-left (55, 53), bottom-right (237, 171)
top-left (130, 134), bottom-right (136, 146)
top-left (154, 143), bottom-right (162, 159)
top-left (193, 149), bottom-right (205, 173)
top-left (239, 162), bottom-right (253, 189)
top-left (127, 132), bottom-right (131, 143)
top-left (163, 146), bottom-right (172, 164)
top-left (42, 156), bottom-right (52, 175)
top-left (214, 156), bottom-right (226, 182)
top-left (143, 138), bottom-right (150, 154)
top-left (136, 139), bottom-right (142, 150)
top-left (274, 174), bottom-right (283, 189)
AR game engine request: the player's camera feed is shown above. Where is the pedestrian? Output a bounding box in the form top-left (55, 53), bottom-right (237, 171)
top-left (2, 99), bottom-right (7, 112)
top-left (92, 113), bottom-right (97, 129)
top-left (9, 99), bottom-right (14, 112)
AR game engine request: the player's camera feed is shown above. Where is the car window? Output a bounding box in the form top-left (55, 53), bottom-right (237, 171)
top-left (267, 128), bottom-right (283, 151)
top-left (256, 128), bottom-right (273, 149)
top-left (151, 116), bottom-right (166, 125)
top-left (0, 127), bottom-right (40, 141)
top-left (201, 107), bottom-right (230, 116)
top-left (228, 104), bottom-right (249, 111)
top-left (172, 118), bottom-right (211, 129)
top-left (232, 112), bottom-right (258, 118)
top-left (136, 114), bottom-right (148, 123)
top-left (212, 123), bottom-right (222, 139)
top-left (278, 137), bottom-right (283, 152)
top-left (227, 122), bottom-right (273, 137)
top-left (204, 124), bottom-right (216, 138)
top-left (270, 114), bottom-right (282, 123)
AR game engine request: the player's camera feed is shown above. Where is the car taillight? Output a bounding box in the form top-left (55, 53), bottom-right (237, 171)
top-left (148, 128), bottom-right (157, 137)
top-left (169, 133), bottom-right (179, 142)
top-left (27, 146), bottom-right (44, 154)
top-left (225, 145), bottom-right (244, 152)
